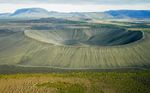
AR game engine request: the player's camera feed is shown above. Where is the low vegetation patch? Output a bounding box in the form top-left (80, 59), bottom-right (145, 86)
top-left (36, 81), bottom-right (85, 93)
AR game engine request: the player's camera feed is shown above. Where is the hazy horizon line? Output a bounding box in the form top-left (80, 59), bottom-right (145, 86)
top-left (0, 3), bottom-right (150, 13)
top-left (0, 7), bottom-right (150, 14)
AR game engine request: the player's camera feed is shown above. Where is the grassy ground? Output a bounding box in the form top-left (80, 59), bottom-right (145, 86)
top-left (0, 71), bottom-right (150, 93)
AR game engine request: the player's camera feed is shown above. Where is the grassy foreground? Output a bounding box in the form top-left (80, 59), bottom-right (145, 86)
top-left (0, 71), bottom-right (150, 93)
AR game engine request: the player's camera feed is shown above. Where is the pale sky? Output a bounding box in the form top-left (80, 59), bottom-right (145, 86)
top-left (0, 0), bottom-right (150, 13)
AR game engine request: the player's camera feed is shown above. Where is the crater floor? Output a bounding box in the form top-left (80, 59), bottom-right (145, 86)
top-left (25, 26), bottom-right (143, 46)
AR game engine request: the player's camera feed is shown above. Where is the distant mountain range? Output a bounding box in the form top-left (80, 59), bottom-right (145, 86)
top-left (105, 10), bottom-right (150, 19)
top-left (0, 8), bottom-right (150, 20)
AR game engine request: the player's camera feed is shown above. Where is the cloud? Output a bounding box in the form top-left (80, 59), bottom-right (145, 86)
top-left (0, 0), bottom-right (149, 13)
top-left (0, 3), bottom-right (149, 13)
top-left (0, 0), bottom-right (149, 5)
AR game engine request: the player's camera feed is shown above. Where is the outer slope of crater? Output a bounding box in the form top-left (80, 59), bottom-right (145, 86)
top-left (0, 23), bottom-right (149, 69)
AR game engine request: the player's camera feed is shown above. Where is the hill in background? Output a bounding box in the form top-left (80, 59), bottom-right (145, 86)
top-left (0, 8), bottom-right (150, 20)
